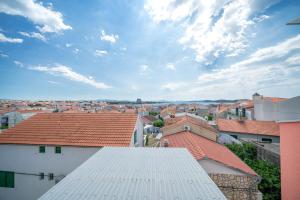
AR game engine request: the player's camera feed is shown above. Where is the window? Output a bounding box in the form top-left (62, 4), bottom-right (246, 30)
top-left (49, 173), bottom-right (54, 180)
top-left (39, 173), bottom-right (44, 180)
top-left (231, 135), bottom-right (238, 139)
top-left (39, 146), bottom-right (45, 153)
top-left (134, 130), bottom-right (137, 144)
top-left (262, 138), bottom-right (272, 143)
top-left (242, 108), bottom-right (246, 117)
top-left (0, 171), bottom-right (14, 188)
top-left (55, 146), bottom-right (61, 154)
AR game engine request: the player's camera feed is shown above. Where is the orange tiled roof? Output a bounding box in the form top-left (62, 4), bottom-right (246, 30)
top-left (160, 106), bottom-right (176, 117)
top-left (163, 131), bottom-right (257, 175)
top-left (162, 115), bottom-right (217, 133)
top-left (217, 119), bottom-right (279, 136)
top-left (239, 100), bottom-right (254, 109)
top-left (264, 97), bottom-right (288, 103)
top-left (0, 113), bottom-right (137, 147)
top-left (16, 109), bottom-right (52, 114)
top-left (164, 116), bottom-right (184, 126)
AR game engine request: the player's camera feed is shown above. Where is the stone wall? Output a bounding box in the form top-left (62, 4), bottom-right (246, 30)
top-left (209, 174), bottom-right (261, 200)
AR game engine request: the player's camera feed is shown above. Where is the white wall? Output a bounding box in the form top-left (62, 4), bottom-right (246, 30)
top-left (4, 112), bottom-right (23, 128)
top-left (198, 158), bottom-right (246, 175)
top-left (220, 131), bottom-right (280, 143)
top-left (0, 144), bottom-right (100, 200)
top-left (130, 116), bottom-right (144, 147)
top-left (254, 96), bottom-right (300, 121)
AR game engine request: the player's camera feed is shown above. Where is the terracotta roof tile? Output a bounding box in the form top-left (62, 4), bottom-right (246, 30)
top-left (163, 131), bottom-right (257, 175)
top-left (217, 119), bottom-right (279, 136)
top-left (0, 113), bottom-right (137, 147)
top-left (162, 115), bottom-right (217, 133)
top-left (264, 97), bottom-right (288, 103)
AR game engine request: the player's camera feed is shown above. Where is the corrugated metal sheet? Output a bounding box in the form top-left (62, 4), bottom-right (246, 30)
top-left (38, 147), bottom-right (226, 200)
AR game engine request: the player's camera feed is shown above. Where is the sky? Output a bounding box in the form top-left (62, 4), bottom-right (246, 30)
top-left (0, 0), bottom-right (299, 101)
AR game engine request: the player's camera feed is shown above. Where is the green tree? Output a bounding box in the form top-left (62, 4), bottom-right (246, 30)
top-left (149, 111), bottom-right (159, 116)
top-left (153, 119), bottom-right (164, 128)
top-left (226, 143), bottom-right (281, 200)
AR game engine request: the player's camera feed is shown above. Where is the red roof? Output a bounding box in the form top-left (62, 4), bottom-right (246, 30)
top-left (142, 115), bottom-right (156, 124)
top-left (16, 109), bottom-right (52, 114)
top-left (217, 119), bottom-right (279, 136)
top-left (264, 97), bottom-right (287, 103)
top-left (163, 115), bottom-right (217, 133)
top-left (163, 131), bottom-right (257, 175)
top-left (0, 113), bottom-right (137, 147)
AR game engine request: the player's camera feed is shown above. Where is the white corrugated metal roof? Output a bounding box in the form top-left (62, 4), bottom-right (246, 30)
top-left (38, 147), bottom-right (226, 200)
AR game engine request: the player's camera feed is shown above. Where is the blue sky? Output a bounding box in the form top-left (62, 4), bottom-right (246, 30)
top-left (0, 0), bottom-right (299, 100)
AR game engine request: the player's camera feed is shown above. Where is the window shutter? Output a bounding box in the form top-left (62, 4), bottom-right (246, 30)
top-left (55, 146), bottom-right (61, 154)
top-left (0, 171), bottom-right (5, 187)
top-left (6, 172), bottom-right (14, 188)
top-left (39, 146), bottom-right (45, 153)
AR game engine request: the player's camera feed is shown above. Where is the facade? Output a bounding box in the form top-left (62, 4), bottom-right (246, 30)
top-left (217, 119), bottom-right (280, 143)
top-left (279, 120), bottom-right (300, 200)
top-left (253, 94), bottom-right (300, 121)
top-left (0, 113), bottom-right (143, 200)
top-left (39, 147), bottom-right (226, 200)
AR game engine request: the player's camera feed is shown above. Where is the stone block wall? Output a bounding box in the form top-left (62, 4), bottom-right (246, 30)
top-left (209, 174), bottom-right (261, 200)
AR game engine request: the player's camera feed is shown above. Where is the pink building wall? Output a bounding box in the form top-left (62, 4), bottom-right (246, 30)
top-left (280, 121), bottom-right (300, 200)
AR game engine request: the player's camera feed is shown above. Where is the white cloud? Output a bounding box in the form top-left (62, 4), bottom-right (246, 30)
top-left (19, 31), bottom-right (46, 41)
top-left (94, 50), bottom-right (108, 57)
top-left (245, 34), bottom-right (300, 63)
top-left (120, 47), bottom-right (127, 51)
top-left (100, 30), bottom-right (119, 43)
top-left (145, 0), bottom-right (280, 64)
top-left (160, 35), bottom-right (300, 99)
top-left (0, 0), bottom-right (72, 33)
top-left (48, 80), bottom-right (60, 84)
top-left (161, 82), bottom-right (187, 91)
top-left (65, 43), bottom-right (72, 48)
top-left (166, 63), bottom-right (175, 70)
top-left (286, 54), bottom-right (300, 65)
top-left (73, 48), bottom-right (79, 54)
top-left (131, 84), bottom-right (139, 91)
top-left (253, 15), bottom-right (270, 22)
top-left (0, 53), bottom-right (9, 58)
top-left (139, 64), bottom-right (149, 75)
top-left (0, 33), bottom-right (23, 43)
top-left (14, 60), bottom-right (24, 67)
top-left (29, 64), bottom-right (111, 89)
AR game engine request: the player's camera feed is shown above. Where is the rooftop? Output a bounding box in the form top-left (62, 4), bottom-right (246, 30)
top-left (162, 114), bottom-right (217, 133)
top-left (38, 147), bottom-right (226, 200)
top-left (264, 97), bottom-right (288, 103)
top-left (163, 131), bottom-right (257, 176)
top-left (0, 113), bottom-right (137, 147)
top-left (217, 119), bottom-right (279, 136)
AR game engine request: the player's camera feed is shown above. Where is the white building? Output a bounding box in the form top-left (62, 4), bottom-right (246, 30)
top-left (0, 113), bottom-right (143, 200)
top-left (253, 93), bottom-right (300, 121)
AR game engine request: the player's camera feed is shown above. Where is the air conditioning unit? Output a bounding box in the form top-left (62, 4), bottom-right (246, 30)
top-left (184, 125), bottom-right (191, 131)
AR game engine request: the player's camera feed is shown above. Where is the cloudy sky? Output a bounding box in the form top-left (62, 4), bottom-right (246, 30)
top-left (0, 0), bottom-right (299, 100)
